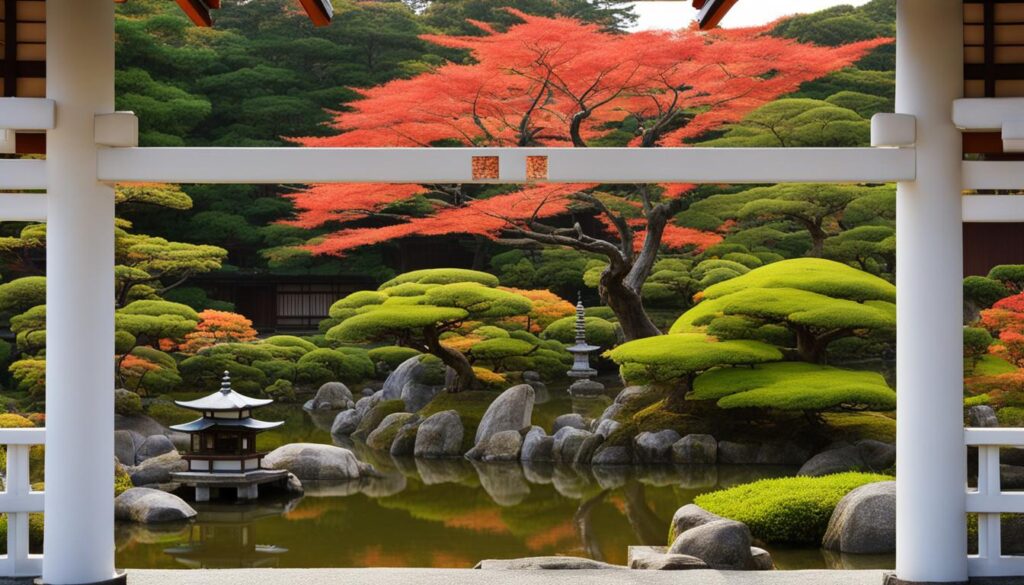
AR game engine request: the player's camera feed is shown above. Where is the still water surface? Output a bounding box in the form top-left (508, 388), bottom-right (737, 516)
top-left (116, 386), bottom-right (896, 570)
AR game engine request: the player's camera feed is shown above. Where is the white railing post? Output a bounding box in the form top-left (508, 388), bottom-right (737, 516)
top-left (0, 428), bottom-right (46, 578)
top-left (965, 428), bottom-right (1024, 578)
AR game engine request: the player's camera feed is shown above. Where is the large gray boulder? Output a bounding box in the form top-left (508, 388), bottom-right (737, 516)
top-left (628, 546), bottom-right (708, 571)
top-left (467, 430), bottom-right (523, 462)
top-left (520, 426), bottom-right (554, 462)
top-left (672, 434), bottom-right (718, 465)
top-left (475, 384), bottom-right (535, 445)
top-left (669, 519), bottom-right (754, 570)
top-left (552, 413), bottom-right (588, 434)
top-left (115, 429), bottom-right (146, 466)
top-left (474, 557), bottom-right (625, 570)
top-left (823, 481), bottom-right (896, 554)
top-left (382, 356), bottom-right (442, 406)
top-left (128, 450), bottom-right (186, 486)
top-left (366, 412), bottom-right (419, 451)
top-left (414, 410), bottom-right (464, 458)
top-left (390, 421), bottom-right (421, 457)
top-left (669, 504), bottom-right (722, 541)
top-left (634, 430), bottom-right (681, 464)
top-left (798, 445), bottom-right (866, 477)
top-left (552, 427), bottom-right (592, 464)
top-left (115, 488), bottom-right (196, 523)
top-left (757, 442), bottom-right (811, 466)
top-left (717, 441), bottom-right (761, 465)
top-left (262, 443), bottom-right (374, 481)
top-left (591, 445), bottom-right (632, 466)
top-left (573, 433), bottom-right (604, 466)
top-left (856, 440), bottom-right (896, 471)
top-left (615, 385), bottom-right (653, 405)
top-left (135, 434), bottom-right (176, 464)
top-left (969, 405), bottom-right (999, 428)
top-left (401, 382), bottom-right (442, 413)
top-left (303, 381), bottom-right (355, 412)
top-left (594, 418), bottom-right (621, 439)
top-left (331, 409), bottom-right (363, 437)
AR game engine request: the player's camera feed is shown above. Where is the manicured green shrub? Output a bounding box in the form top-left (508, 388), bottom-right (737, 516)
top-left (542, 315), bottom-right (619, 348)
top-left (296, 348), bottom-right (373, 384)
top-left (607, 333), bottom-right (782, 385)
top-left (0, 277), bottom-right (46, 320)
top-left (381, 268), bottom-right (499, 288)
top-left (263, 335), bottom-right (317, 353)
top-left (179, 355), bottom-right (266, 394)
top-left (10, 305), bottom-right (46, 354)
top-left (114, 462), bottom-right (133, 496)
top-left (973, 355), bottom-right (1017, 377)
top-left (965, 276), bottom-right (1012, 310)
top-left (988, 265), bottom-right (1024, 289)
top-left (114, 389), bottom-right (143, 416)
top-left (253, 359), bottom-right (298, 383)
top-left (125, 347), bottom-right (181, 395)
top-left (264, 379), bottom-right (296, 402)
top-left (998, 406), bottom-right (1024, 427)
top-left (9, 358), bottom-right (46, 396)
top-left (964, 394), bottom-right (991, 408)
top-left (721, 252), bottom-right (764, 269)
top-left (964, 327), bottom-right (994, 361)
top-left (691, 362), bottom-right (896, 411)
top-left (693, 472), bottom-right (892, 544)
top-left (368, 346), bottom-right (422, 369)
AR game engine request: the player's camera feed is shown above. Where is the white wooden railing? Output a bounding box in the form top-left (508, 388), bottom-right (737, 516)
top-left (0, 428), bottom-right (45, 577)
top-left (966, 427), bottom-right (1024, 578)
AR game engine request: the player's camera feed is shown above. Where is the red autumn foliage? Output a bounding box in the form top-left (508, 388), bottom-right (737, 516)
top-left (285, 13), bottom-right (889, 257)
top-left (980, 292), bottom-right (1024, 366)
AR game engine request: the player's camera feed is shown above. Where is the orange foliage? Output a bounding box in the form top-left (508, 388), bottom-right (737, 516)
top-left (443, 509), bottom-right (510, 534)
top-left (285, 13), bottom-right (887, 257)
top-left (179, 310), bottom-right (258, 354)
top-left (980, 293), bottom-right (1024, 366)
top-left (499, 287), bottom-right (575, 332)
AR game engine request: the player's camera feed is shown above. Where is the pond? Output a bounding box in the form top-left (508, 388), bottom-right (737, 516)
top-left (119, 384), bottom-right (896, 571)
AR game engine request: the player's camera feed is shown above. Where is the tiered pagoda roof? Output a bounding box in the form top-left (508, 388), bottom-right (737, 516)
top-left (170, 372), bottom-right (283, 434)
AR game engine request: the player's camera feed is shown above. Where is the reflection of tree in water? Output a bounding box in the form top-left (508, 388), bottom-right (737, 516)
top-left (621, 481), bottom-right (667, 546)
top-left (573, 489), bottom-right (609, 561)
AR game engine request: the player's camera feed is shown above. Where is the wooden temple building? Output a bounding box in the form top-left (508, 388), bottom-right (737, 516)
top-left (170, 372), bottom-right (287, 502)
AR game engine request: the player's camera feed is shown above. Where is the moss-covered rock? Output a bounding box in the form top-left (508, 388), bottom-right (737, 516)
top-left (353, 399), bottom-right (406, 441)
top-left (694, 472), bottom-right (892, 544)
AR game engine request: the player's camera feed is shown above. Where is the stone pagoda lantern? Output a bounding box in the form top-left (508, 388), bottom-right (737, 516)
top-left (170, 371), bottom-right (288, 502)
top-left (566, 296), bottom-right (605, 397)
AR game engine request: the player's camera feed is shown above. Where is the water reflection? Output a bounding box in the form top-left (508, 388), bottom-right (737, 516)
top-left (115, 452), bottom-right (893, 570)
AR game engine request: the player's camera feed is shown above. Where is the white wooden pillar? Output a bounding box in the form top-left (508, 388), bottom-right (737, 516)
top-left (43, 1), bottom-right (120, 583)
top-left (894, 1), bottom-right (968, 583)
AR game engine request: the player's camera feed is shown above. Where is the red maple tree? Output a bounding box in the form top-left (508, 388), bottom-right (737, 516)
top-left (288, 12), bottom-right (890, 340)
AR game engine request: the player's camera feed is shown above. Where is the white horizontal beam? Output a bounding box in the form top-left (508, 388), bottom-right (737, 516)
top-left (0, 98), bottom-right (55, 131)
top-left (0, 160), bottom-right (46, 190)
top-left (953, 98), bottom-right (1024, 131)
top-left (0, 194), bottom-right (47, 222)
top-left (965, 427), bottom-right (1024, 446)
top-left (0, 428), bottom-right (46, 445)
top-left (0, 493), bottom-right (45, 514)
top-left (969, 556), bottom-right (1024, 578)
top-left (961, 161), bottom-right (1024, 190)
top-left (961, 195), bottom-right (1024, 222)
top-left (97, 147), bottom-right (916, 185)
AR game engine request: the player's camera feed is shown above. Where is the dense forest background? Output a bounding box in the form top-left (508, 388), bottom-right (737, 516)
top-left (105, 0), bottom-right (896, 305)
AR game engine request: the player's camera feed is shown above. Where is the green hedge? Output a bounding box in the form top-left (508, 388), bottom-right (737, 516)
top-left (693, 472), bottom-right (892, 544)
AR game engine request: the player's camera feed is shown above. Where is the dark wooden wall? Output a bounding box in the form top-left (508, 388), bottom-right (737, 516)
top-left (965, 223), bottom-right (1024, 276)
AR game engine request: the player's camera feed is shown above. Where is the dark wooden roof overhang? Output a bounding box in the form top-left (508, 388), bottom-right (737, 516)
top-left (692, 0), bottom-right (738, 29)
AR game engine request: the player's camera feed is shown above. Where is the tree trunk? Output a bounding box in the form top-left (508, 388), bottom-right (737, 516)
top-left (794, 327), bottom-right (826, 364)
top-left (423, 325), bottom-right (478, 392)
top-left (600, 269), bottom-right (662, 341)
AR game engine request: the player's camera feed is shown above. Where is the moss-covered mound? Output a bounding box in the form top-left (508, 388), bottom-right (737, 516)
top-left (694, 472), bottom-right (892, 544)
top-left (691, 362), bottom-right (896, 411)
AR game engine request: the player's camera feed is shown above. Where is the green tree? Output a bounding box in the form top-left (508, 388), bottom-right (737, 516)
top-left (701, 99), bottom-right (871, 148)
top-left (324, 269), bottom-right (533, 391)
top-left (672, 258), bottom-right (896, 364)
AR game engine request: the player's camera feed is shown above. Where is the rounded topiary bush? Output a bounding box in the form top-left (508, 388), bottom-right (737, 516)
top-left (262, 335), bottom-right (318, 354)
top-left (693, 472), bottom-right (892, 544)
top-left (367, 346), bottom-right (422, 370)
top-left (542, 315), bottom-right (619, 348)
top-left (114, 389), bottom-right (143, 416)
top-left (381, 268), bottom-right (500, 288)
top-left (297, 348), bottom-right (374, 385)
